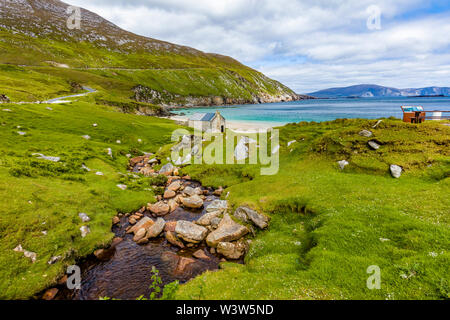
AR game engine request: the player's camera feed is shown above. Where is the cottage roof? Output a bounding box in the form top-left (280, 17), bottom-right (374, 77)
top-left (189, 113), bottom-right (216, 122)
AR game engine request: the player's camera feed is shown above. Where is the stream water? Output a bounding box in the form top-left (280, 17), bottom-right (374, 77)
top-left (52, 180), bottom-right (225, 300)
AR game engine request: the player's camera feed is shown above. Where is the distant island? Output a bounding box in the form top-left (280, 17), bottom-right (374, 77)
top-left (308, 84), bottom-right (450, 98)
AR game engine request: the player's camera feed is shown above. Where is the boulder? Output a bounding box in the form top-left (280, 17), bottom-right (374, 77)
top-left (165, 231), bottom-right (185, 248)
top-left (130, 156), bottom-right (145, 167)
top-left (183, 186), bottom-right (203, 196)
top-left (167, 181), bottom-right (181, 192)
top-left (206, 214), bottom-right (249, 247)
top-left (368, 140), bottom-right (380, 150)
top-left (359, 130), bottom-right (373, 138)
top-left (217, 241), bottom-right (248, 260)
top-left (211, 217), bottom-right (221, 228)
top-left (164, 221), bottom-right (177, 233)
top-left (196, 210), bottom-right (222, 226)
top-left (145, 218), bottom-right (165, 239)
top-left (193, 249), bottom-right (210, 260)
top-left (140, 167), bottom-right (155, 177)
top-left (337, 160), bottom-right (349, 170)
top-left (148, 201), bottom-right (170, 216)
top-left (159, 163), bottom-right (174, 176)
top-left (213, 187), bottom-right (224, 196)
top-left (127, 217), bottom-right (153, 234)
top-left (168, 199), bottom-right (179, 212)
top-left (78, 212), bottom-right (90, 222)
top-left (206, 200), bottom-right (227, 212)
top-left (175, 220), bottom-right (208, 243)
top-left (390, 165), bottom-right (402, 179)
top-left (164, 190), bottom-right (176, 199)
top-left (176, 257), bottom-right (196, 274)
top-left (80, 226), bottom-right (90, 238)
top-left (133, 228), bottom-right (147, 242)
top-left (234, 206), bottom-right (269, 229)
top-left (182, 186), bottom-right (194, 196)
top-left (181, 195), bottom-right (204, 209)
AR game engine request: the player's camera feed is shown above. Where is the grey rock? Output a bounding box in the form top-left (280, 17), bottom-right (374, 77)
top-left (359, 130), bottom-right (373, 138)
top-left (196, 210), bottom-right (221, 226)
top-left (175, 220), bottom-right (208, 243)
top-left (78, 213), bottom-right (91, 222)
top-left (390, 165), bottom-right (402, 179)
top-left (181, 195), bottom-right (204, 209)
top-left (210, 217), bottom-right (222, 228)
top-left (206, 200), bottom-right (228, 212)
top-left (338, 160), bottom-right (349, 170)
top-left (48, 255), bottom-right (62, 265)
top-left (368, 140), bottom-right (380, 150)
top-left (146, 218), bottom-right (166, 238)
top-left (217, 241), bottom-right (248, 260)
top-left (32, 153), bottom-right (60, 162)
top-left (159, 163), bottom-right (174, 175)
top-left (235, 207), bottom-right (269, 229)
top-left (80, 226), bottom-right (90, 238)
top-left (206, 214), bottom-right (249, 247)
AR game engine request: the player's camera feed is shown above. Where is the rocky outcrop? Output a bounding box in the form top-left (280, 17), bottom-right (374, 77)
top-left (133, 85), bottom-right (303, 108)
top-left (206, 214), bottom-right (249, 247)
top-left (234, 207), bottom-right (269, 229)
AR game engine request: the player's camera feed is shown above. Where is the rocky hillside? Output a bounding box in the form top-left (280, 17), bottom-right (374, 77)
top-left (0, 0), bottom-right (300, 105)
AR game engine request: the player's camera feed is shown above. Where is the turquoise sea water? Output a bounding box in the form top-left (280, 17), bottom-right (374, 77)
top-left (172, 97), bottom-right (450, 125)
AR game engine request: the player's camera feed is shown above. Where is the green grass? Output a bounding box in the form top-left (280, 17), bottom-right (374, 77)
top-left (175, 119), bottom-right (450, 300)
top-left (0, 99), bottom-right (181, 299)
top-left (0, 25), bottom-right (295, 105)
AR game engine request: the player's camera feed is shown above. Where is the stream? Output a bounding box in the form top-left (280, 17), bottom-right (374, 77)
top-left (52, 180), bottom-right (226, 300)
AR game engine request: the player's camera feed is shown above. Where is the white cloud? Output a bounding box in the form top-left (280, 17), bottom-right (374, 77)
top-left (66, 0), bottom-right (450, 92)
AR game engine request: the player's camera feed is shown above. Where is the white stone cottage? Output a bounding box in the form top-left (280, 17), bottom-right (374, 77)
top-left (188, 111), bottom-right (226, 133)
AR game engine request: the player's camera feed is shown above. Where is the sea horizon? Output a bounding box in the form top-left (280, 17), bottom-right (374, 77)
top-left (172, 96), bottom-right (450, 126)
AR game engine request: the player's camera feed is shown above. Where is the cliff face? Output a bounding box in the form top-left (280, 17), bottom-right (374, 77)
top-left (0, 0), bottom-right (300, 106)
top-left (133, 84), bottom-right (301, 108)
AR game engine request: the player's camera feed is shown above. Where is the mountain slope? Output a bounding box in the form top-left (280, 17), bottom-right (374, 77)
top-left (0, 0), bottom-right (299, 105)
top-left (309, 84), bottom-right (450, 98)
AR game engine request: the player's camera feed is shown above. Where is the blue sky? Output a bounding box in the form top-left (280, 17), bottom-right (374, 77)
top-left (67, 0), bottom-right (450, 93)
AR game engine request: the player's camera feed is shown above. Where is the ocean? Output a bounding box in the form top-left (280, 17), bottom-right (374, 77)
top-left (172, 97), bottom-right (450, 125)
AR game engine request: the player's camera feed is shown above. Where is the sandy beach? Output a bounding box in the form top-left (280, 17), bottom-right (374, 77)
top-left (169, 115), bottom-right (279, 132)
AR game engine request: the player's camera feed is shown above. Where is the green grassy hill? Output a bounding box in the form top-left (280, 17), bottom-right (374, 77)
top-left (0, 98), bottom-right (181, 299)
top-left (0, 0), bottom-right (298, 106)
top-left (177, 119), bottom-right (450, 300)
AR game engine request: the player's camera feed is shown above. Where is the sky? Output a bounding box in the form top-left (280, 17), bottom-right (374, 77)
top-left (66, 0), bottom-right (450, 93)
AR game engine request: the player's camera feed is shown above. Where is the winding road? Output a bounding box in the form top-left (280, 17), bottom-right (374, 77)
top-left (44, 86), bottom-right (97, 104)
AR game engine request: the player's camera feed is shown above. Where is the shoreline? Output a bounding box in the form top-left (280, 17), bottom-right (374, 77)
top-left (169, 115), bottom-right (283, 132)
